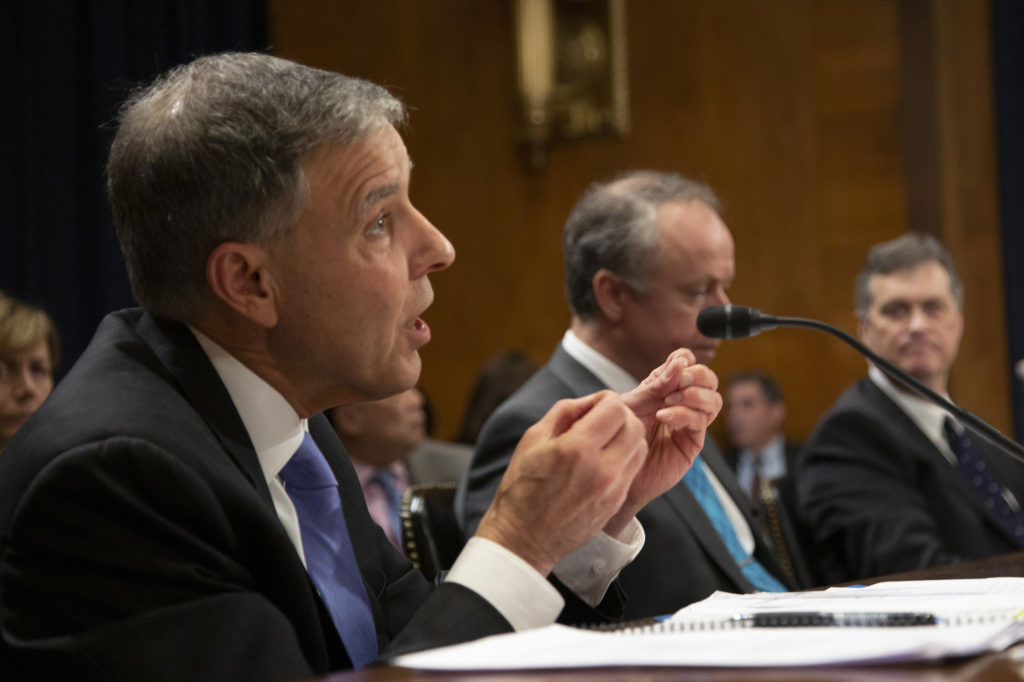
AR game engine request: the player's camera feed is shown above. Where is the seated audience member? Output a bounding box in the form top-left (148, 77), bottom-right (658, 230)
top-left (724, 370), bottom-right (799, 504)
top-left (725, 370), bottom-right (817, 586)
top-left (0, 53), bottom-right (721, 680)
top-left (0, 292), bottom-right (59, 452)
top-left (457, 170), bottom-right (791, 621)
top-left (402, 388), bottom-right (474, 485)
top-left (798, 233), bottom-right (1024, 583)
top-left (454, 350), bottom-right (539, 446)
top-left (328, 387), bottom-right (426, 549)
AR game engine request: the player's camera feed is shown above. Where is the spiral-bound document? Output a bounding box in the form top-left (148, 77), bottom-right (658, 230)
top-left (392, 577), bottom-right (1024, 670)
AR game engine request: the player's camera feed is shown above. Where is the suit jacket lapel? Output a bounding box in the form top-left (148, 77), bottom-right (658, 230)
top-left (547, 344), bottom-right (608, 395)
top-left (862, 379), bottom-right (1020, 543)
top-left (134, 312), bottom-right (274, 509)
top-left (125, 311), bottom-right (339, 669)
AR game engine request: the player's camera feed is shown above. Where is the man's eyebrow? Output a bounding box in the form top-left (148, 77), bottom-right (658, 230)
top-left (356, 157), bottom-right (412, 220)
top-left (358, 183), bottom-right (400, 219)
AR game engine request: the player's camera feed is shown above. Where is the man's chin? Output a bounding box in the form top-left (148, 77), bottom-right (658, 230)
top-left (896, 363), bottom-right (941, 386)
top-left (395, 353), bottom-right (423, 391)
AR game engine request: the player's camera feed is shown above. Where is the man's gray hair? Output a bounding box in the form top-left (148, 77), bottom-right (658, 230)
top-left (107, 52), bottom-right (406, 320)
top-left (563, 170), bottom-right (721, 319)
top-left (854, 233), bottom-right (964, 314)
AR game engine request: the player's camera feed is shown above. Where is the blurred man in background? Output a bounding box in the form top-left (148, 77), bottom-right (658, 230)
top-left (799, 233), bottom-right (1024, 583)
top-left (724, 370), bottom-right (799, 505)
top-left (458, 170), bottom-right (792, 619)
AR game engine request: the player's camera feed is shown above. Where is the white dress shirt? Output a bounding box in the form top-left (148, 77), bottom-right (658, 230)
top-left (868, 364), bottom-right (956, 465)
top-left (191, 328), bottom-right (640, 631)
top-left (562, 330), bottom-right (758, 555)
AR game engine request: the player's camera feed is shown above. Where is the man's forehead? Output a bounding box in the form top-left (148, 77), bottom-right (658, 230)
top-left (728, 382), bottom-right (763, 401)
top-left (868, 263), bottom-right (954, 301)
top-left (354, 155), bottom-right (413, 216)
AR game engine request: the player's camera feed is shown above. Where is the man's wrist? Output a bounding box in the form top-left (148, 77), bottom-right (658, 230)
top-left (553, 518), bottom-right (645, 606)
top-left (445, 537), bottom-right (564, 631)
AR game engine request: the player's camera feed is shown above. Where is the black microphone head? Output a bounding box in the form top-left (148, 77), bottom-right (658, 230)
top-left (697, 305), bottom-right (759, 339)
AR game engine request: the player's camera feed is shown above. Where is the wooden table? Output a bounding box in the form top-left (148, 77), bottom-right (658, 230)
top-left (320, 552), bottom-right (1024, 681)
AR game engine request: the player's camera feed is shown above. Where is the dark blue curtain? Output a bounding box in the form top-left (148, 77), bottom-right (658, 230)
top-left (993, 0), bottom-right (1024, 441)
top-left (1, 1), bottom-right (267, 378)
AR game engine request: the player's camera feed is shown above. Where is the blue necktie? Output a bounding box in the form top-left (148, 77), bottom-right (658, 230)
top-left (683, 456), bottom-right (786, 592)
top-left (943, 418), bottom-right (1024, 548)
top-left (280, 433), bottom-right (378, 668)
top-left (371, 468), bottom-right (404, 542)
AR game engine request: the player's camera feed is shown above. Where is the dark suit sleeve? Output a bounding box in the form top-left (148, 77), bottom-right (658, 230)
top-left (381, 582), bottom-right (509, 659)
top-left (798, 405), bottom-right (964, 583)
top-left (0, 438), bottom-right (318, 682)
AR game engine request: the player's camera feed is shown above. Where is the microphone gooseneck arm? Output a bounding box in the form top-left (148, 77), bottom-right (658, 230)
top-left (704, 306), bottom-right (1024, 463)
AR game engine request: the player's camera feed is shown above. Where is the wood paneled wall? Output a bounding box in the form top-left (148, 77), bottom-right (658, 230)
top-left (268, 0), bottom-right (1008, 444)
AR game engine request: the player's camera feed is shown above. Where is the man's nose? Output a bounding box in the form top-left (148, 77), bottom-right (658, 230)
top-left (907, 306), bottom-right (929, 331)
top-left (411, 209), bottom-right (455, 277)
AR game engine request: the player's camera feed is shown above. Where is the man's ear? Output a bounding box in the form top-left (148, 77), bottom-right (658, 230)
top-left (593, 269), bottom-right (632, 323)
top-left (205, 242), bottom-right (279, 328)
top-left (856, 312), bottom-right (869, 342)
top-left (770, 402), bottom-right (787, 430)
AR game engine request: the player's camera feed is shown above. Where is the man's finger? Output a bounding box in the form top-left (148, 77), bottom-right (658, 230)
top-left (559, 390), bottom-right (634, 447)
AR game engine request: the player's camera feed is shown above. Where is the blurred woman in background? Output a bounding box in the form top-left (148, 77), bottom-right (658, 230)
top-left (0, 292), bottom-right (59, 452)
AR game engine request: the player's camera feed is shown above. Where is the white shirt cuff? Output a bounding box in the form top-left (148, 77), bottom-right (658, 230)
top-left (553, 517), bottom-right (645, 606)
top-left (444, 536), bottom-right (564, 631)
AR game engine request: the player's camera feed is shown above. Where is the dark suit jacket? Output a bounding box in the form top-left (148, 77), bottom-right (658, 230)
top-left (797, 377), bottom-right (1024, 584)
top-left (0, 310), bottom-right (512, 682)
top-left (455, 345), bottom-right (791, 620)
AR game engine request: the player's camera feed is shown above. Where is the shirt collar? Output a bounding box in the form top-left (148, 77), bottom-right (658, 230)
top-left (868, 364), bottom-right (952, 452)
top-left (561, 330), bottom-right (639, 393)
top-left (760, 433), bottom-right (785, 461)
top-left (190, 327), bottom-right (306, 486)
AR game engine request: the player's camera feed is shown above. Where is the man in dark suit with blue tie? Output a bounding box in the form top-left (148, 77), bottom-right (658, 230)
top-left (457, 171), bottom-right (792, 620)
top-left (0, 54), bottom-right (724, 680)
top-left (798, 233), bottom-right (1024, 583)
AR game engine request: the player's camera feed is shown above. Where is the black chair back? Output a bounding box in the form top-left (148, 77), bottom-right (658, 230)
top-left (400, 482), bottom-right (463, 581)
top-left (756, 476), bottom-right (821, 588)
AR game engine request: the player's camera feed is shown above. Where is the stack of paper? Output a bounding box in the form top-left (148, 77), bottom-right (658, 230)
top-left (392, 577), bottom-right (1024, 670)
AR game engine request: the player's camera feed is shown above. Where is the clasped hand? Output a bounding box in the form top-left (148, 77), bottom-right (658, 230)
top-left (476, 348), bottom-right (720, 577)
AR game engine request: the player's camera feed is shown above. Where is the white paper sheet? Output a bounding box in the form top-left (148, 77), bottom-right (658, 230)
top-left (391, 577), bottom-right (1024, 671)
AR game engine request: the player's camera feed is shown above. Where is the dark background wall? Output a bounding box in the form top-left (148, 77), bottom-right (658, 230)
top-left (3, 1), bottom-right (1022, 448)
top-left (2, 0), bottom-right (267, 375)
